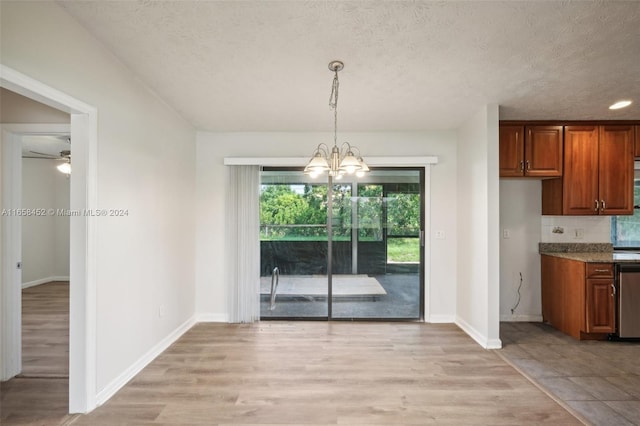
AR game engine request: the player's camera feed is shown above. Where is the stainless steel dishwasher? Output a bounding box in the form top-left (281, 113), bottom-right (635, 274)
top-left (615, 263), bottom-right (640, 338)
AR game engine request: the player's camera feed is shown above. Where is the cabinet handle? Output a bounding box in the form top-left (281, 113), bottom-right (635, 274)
top-left (595, 269), bottom-right (610, 273)
top-left (595, 200), bottom-right (599, 211)
top-left (526, 160), bottom-right (531, 170)
top-left (612, 283), bottom-right (616, 297)
top-left (520, 161), bottom-right (524, 172)
top-left (601, 200), bottom-right (606, 212)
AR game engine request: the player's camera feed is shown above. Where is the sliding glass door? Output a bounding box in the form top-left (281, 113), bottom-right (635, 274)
top-left (260, 168), bottom-right (423, 320)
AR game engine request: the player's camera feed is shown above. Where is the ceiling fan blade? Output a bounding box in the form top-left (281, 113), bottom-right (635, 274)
top-left (28, 150), bottom-right (59, 158)
top-left (23, 156), bottom-right (66, 160)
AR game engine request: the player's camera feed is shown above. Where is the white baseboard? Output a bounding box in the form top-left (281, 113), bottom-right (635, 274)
top-left (455, 316), bottom-right (502, 349)
top-left (95, 315), bottom-right (196, 406)
top-left (500, 314), bottom-right (543, 322)
top-left (427, 314), bottom-right (455, 323)
top-left (195, 313), bottom-right (229, 323)
top-left (22, 276), bottom-right (69, 289)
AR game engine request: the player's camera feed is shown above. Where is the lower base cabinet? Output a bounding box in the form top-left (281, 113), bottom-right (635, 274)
top-left (541, 255), bottom-right (615, 339)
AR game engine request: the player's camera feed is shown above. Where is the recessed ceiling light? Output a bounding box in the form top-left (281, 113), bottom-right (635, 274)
top-left (609, 100), bottom-right (632, 110)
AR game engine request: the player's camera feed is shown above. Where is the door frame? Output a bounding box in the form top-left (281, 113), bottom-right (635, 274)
top-left (1, 129), bottom-right (23, 379)
top-left (0, 65), bottom-right (98, 413)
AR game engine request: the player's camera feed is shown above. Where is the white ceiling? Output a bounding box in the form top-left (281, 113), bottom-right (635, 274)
top-left (58, 1), bottom-right (640, 131)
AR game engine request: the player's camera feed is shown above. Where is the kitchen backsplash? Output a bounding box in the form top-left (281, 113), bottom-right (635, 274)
top-left (541, 216), bottom-right (611, 243)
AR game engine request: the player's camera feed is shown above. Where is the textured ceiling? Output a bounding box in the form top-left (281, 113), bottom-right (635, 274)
top-left (58, 1), bottom-right (640, 131)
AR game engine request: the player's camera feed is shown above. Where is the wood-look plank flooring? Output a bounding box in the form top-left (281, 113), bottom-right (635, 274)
top-left (1, 281), bottom-right (581, 425)
top-left (1, 281), bottom-right (70, 426)
top-left (68, 322), bottom-right (579, 425)
top-left (21, 281), bottom-right (69, 378)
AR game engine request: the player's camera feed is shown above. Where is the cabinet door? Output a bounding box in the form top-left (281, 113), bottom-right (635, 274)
top-left (541, 255), bottom-right (560, 326)
top-left (585, 278), bottom-right (615, 333)
top-left (634, 125), bottom-right (640, 157)
top-left (599, 125), bottom-right (634, 215)
top-left (524, 126), bottom-right (563, 177)
top-left (562, 126), bottom-right (599, 215)
top-left (499, 126), bottom-right (524, 177)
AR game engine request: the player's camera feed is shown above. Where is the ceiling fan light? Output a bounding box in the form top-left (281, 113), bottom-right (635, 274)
top-left (609, 100), bottom-right (632, 110)
top-left (57, 162), bottom-right (72, 174)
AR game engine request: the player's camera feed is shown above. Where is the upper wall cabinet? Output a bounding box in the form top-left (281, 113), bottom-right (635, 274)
top-left (542, 125), bottom-right (634, 215)
top-left (499, 125), bottom-right (563, 177)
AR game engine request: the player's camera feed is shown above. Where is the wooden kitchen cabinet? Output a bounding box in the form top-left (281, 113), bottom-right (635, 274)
top-left (499, 125), bottom-right (563, 177)
top-left (541, 255), bottom-right (615, 339)
top-left (635, 125), bottom-right (640, 157)
top-left (585, 263), bottom-right (616, 334)
top-left (541, 255), bottom-right (584, 339)
top-left (542, 125), bottom-right (634, 215)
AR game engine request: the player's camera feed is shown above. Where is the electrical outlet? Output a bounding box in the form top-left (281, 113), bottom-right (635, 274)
top-left (435, 230), bottom-right (445, 240)
top-left (502, 229), bottom-right (510, 239)
top-left (575, 228), bottom-right (584, 239)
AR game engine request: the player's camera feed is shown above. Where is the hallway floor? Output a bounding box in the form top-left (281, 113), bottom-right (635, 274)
top-left (1, 281), bottom-right (70, 425)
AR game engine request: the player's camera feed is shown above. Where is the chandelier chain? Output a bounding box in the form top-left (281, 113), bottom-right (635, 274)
top-left (329, 68), bottom-right (339, 147)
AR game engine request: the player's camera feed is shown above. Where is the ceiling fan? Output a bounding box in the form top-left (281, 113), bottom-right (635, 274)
top-left (24, 149), bottom-right (72, 174)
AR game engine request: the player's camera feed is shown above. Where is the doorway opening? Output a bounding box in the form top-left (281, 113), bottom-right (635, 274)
top-left (1, 64), bottom-right (98, 413)
top-left (260, 167), bottom-right (424, 320)
top-left (20, 134), bottom-right (71, 379)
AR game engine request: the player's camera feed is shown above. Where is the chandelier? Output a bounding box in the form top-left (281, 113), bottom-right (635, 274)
top-left (304, 60), bottom-right (369, 179)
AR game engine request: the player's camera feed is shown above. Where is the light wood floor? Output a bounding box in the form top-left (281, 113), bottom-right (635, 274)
top-left (21, 281), bottom-right (69, 378)
top-left (1, 281), bottom-right (70, 425)
top-left (2, 282), bottom-right (581, 425)
top-left (69, 322), bottom-right (579, 425)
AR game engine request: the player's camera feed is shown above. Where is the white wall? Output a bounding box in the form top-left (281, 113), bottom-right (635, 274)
top-left (0, 87), bottom-right (70, 124)
top-left (456, 105), bottom-right (501, 349)
top-left (499, 180), bottom-right (542, 321)
top-left (195, 131), bottom-right (458, 322)
top-left (21, 158), bottom-right (70, 286)
top-left (54, 168), bottom-right (70, 277)
top-left (1, 1), bottom-right (196, 397)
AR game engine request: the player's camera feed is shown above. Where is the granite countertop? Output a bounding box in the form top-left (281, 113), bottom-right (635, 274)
top-left (540, 251), bottom-right (618, 263)
top-left (539, 243), bottom-right (640, 263)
